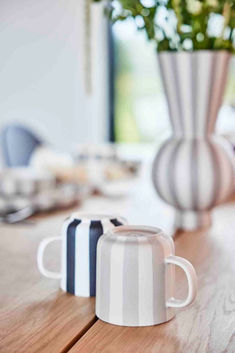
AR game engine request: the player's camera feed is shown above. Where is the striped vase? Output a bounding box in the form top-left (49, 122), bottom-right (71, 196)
top-left (153, 51), bottom-right (234, 231)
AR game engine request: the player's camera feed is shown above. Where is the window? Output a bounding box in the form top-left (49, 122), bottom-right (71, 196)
top-left (113, 20), bottom-right (235, 143)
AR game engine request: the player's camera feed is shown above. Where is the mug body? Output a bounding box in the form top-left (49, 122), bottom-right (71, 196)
top-left (60, 213), bottom-right (126, 297)
top-left (96, 225), bottom-right (175, 326)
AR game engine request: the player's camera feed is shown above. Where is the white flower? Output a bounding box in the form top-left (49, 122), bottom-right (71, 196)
top-left (187, 0), bottom-right (202, 15)
top-left (206, 0), bottom-right (218, 8)
top-left (208, 13), bottom-right (224, 37)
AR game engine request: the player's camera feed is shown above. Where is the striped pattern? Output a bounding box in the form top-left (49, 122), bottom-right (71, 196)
top-left (158, 51), bottom-right (231, 137)
top-left (60, 215), bottom-right (125, 297)
top-left (96, 227), bottom-right (175, 326)
top-left (153, 51), bottom-right (234, 230)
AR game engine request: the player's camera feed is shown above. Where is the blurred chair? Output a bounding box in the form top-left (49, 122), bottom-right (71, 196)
top-left (1, 124), bottom-right (42, 167)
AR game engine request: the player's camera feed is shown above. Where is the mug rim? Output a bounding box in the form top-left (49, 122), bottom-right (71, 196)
top-left (109, 225), bottom-right (167, 239)
top-left (68, 212), bottom-right (126, 224)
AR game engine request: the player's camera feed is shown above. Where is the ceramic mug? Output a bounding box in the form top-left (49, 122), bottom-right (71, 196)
top-left (96, 225), bottom-right (197, 326)
top-left (37, 213), bottom-right (126, 297)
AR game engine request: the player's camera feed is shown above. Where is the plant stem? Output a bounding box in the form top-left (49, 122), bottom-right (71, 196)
top-left (221, 1), bottom-right (231, 39)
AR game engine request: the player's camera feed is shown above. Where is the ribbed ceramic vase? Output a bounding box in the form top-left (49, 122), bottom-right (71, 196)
top-left (152, 51), bottom-right (234, 231)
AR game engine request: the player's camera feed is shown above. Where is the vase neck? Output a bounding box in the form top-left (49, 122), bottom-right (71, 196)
top-left (158, 51), bottom-right (231, 139)
top-left (171, 111), bottom-right (217, 138)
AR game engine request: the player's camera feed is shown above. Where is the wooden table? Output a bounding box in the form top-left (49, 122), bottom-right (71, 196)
top-left (1, 147), bottom-right (235, 353)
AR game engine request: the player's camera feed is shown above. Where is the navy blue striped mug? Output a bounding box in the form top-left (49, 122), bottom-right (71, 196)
top-left (37, 213), bottom-right (127, 297)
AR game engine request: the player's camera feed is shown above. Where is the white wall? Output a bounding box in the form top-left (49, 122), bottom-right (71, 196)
top-left (0, 0), bottom-right (109, 151)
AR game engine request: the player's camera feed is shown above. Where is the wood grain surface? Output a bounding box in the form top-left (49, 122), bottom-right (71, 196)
top-left (0, 144), bottom-right (234, 353)
top-left (0, 149), bottom-right (175, 353)
top-left (0, 212), bottom-right (96, 353)
top-left (68, 200), bottom-right (235, 353)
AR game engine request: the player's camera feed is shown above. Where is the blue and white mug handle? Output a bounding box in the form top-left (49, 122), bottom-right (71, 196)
top-left (37, 236), bottom-right (62, 279)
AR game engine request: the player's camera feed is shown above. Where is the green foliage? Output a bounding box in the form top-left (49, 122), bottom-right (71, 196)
top-left (94, 0), bottom-right (235, 52)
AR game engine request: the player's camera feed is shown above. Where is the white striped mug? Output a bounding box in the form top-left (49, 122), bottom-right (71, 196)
top-left (96, 225), bottom-right (197, 326)
top-left (37, 213), bottom-right (126, 297)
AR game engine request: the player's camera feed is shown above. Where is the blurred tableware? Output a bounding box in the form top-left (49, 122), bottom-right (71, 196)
top-left (75, 144), bottom-right (116, 189)
top-left (30, 146), bottom-right (91, 185)
top-left (96, 225), bottom-right (197, 327)
top-left (37, 213), bottom-right (127, 297)
top-left (99, 179), bottom-right (138, 198)
top-left (75, 143), bottom-right (117, 162)
top-left (1, 124), bottom-right (42, 167)
top-left (29, 144), bottom-right (141, 196)
top-left (101, 160), bottom-right (141, 197)
top-left (0, 168), bottom-right (55, 197)
top-left (104, 160), bottom-right (141, 181)
top-left (30, 146), bottom-right (75, 176)
top-left (74, 144), bottom-right (141, 194)
top-left (0, 182), bottom-right (89, 224)
top-left (33, 183), bottom-right (89, 211)
top-left (0, 205), bottom-right (34, 224)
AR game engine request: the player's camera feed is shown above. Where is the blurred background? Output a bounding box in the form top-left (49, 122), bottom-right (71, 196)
top-left (113, 19), bottom-right (235, 142)
top-left (0, 0), bottom-right (109, 156)
top-left (0, 0), bottom-right (234, 161)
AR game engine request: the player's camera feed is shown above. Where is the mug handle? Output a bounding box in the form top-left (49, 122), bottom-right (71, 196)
top-left (165, 255), bottom-right (197, 308)
top-left (37, 237), bottom-right (62, 279)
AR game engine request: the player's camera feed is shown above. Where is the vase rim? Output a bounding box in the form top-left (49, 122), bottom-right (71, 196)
top-left (158, 50), bottom-right (232, 56)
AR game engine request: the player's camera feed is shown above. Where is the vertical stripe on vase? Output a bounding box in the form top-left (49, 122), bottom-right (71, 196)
top-left (152, 140), bottom-right (169, 201)
top-left (222, 142), bottom-right (235, 196)
top-left (176, 52), bottom-right (194, 137)
top-left (207, 52), bottom-right (221, 133)
top-left (215, 53), bottom-right (231, 116)
top-left (197, 140), bottom-right (213, 209)
top-left (138, 237), bottom-right (154, 325)
top-left (194, 140), bottom-right (205, 228)
top-left (191, 139), bottom-right (199, 211)
top-left (206, 53), bottom-right (217, 135)
top-left (122, 238), bottom-right (139, 326)
top-left (207, 141), bottom-right (221, 208)
top-left (151, 238), bottom-right (166, 324)
top-left (191, 53), bottom-right (198, 135)
top-left (75, 221), bottom-right (90, 296)
top-left (160, 141), bottom-right (179, 205)
top-left (196, 52), bottom-right (213, 136)
top-left (109, 237), bottom-right (125, 324)
top-left (66, 219), bottom-right (81, 294)
top-left (208, 53), bottom-right (230, 134)
top-left (89, 220), bottom-right (103, 296)
top-left (174, 141), bottom-right (191, 209)
top-left (158, 55), bottom-right (178, 134)
top-left (171, 54), bottom-right (185, 135)
top-left (214, 140), bottom-right (233, 202)
top-left (168, 140), bottom-right (183, 209)
top-left (209, 52), bottom-right (224, 127)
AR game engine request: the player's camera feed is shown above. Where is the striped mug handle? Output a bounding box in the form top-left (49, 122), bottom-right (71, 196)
top-left (37, 237), bottom-right (62, 279)
top-left (165, 255), bottom-right (197, 308)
